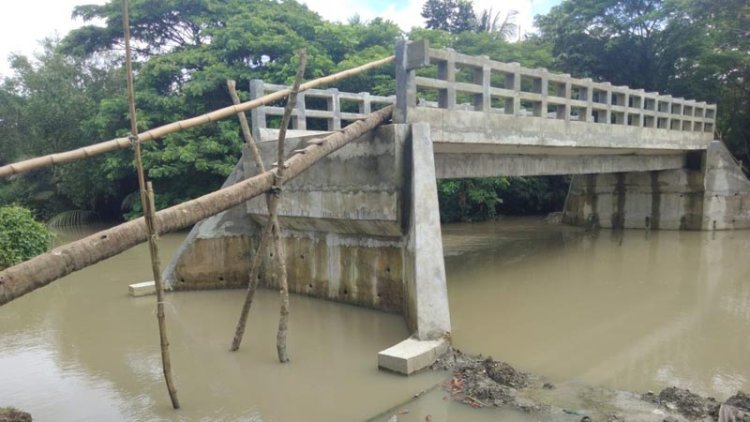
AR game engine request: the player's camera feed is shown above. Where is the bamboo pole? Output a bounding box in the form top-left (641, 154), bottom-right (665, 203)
top-left (122, 0), bottom-right (180, 409)
top-left (227, 77), bottom-right (273, 351)
top-left (229, 51), bottom-right (307, 357)
top-left (0, 105), bottom-right (393, 306)
top-left (145, 183), bottom-right (181, 407)
top-left (0, 56), bottom-right (394, 179)
top-left (226, 80), bottom-right (264, 171)
top-left (273, 49), bottom-right (307, 363)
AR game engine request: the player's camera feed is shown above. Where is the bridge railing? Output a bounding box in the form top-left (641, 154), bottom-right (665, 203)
top-left (398, 42), bottom-right (716, 134)
top-left (249, 80), bottom-right (394, 140)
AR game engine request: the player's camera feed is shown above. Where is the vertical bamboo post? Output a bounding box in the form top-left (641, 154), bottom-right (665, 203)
top-left (145, 182), bottom-right (180, 407)
top-left (122, 0), bottom-right (180, 408)
top-left (228, 50), bottom-right (307, 360)
top-left (274, 49), bottom-right (307, 363)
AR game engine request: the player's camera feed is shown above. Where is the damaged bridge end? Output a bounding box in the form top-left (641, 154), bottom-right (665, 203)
top-left (163, 41), bottom-right (452, 375)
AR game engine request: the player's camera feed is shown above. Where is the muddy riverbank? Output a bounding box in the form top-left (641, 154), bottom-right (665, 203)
top-left (376, 348), bottom-right (750, 422)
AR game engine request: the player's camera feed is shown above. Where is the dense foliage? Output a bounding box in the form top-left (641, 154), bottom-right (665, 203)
top-left (0, 0), bottom-right (746, 225)
top-left (536, 0), bottom-right (750, 167)
top-left (0, 206), bottom-right (54, 270)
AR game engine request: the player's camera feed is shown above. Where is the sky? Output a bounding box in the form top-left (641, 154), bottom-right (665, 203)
top-left (0, 0), bottom-right (561, 78)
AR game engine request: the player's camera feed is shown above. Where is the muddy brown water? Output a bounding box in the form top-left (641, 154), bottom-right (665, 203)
top-left (1, 218), bottom-right (749, 420)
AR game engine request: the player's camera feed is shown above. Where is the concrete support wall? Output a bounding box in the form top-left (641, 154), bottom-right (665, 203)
top-left (563, 141), bottom-right (750, 231)
top-left (403, 123), bottom-right (451, 339)
top-left (164, 123), bottom-right (451, 343)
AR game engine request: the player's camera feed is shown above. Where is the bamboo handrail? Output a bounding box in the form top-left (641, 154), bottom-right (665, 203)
top-left (0, 56), bottom-right (395, 179)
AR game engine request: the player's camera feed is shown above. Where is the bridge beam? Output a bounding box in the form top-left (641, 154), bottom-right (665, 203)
top-left (435, 152), bottom-right (688, 179)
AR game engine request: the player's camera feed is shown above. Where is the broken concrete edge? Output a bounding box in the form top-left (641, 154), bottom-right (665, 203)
top-left (377, 336), bottom-right (450, 375)
top-left (128, 281), bottom-right (156, 297)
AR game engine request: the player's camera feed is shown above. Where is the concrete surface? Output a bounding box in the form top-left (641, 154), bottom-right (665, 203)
top-left (378, 337), bottom-right (449, 375)
top-left (403, 122), bottom-right (451, 340)
top-left (129, 281), bottom-right (156, 297)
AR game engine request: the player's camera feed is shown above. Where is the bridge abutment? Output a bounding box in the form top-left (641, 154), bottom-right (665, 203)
top-left (563, 141), bottom-right (750, 230)
top-left (164, 122), bottom-right (451, 374)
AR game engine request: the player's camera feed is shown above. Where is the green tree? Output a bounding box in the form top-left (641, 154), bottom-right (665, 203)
top-left (536, 0), bottom-right (750, 167)
top-left (0, 206), bottom-right (54, 270)
top-left (0, 41), bottom-right (123, 220)
top-left (59, 0), bottom-right (401, 218)
top-left (421, 0), bottom-right (477, 33)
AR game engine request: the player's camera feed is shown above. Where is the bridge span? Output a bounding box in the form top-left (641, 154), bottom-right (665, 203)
top-left (165, 40), bottom-right (750, 374)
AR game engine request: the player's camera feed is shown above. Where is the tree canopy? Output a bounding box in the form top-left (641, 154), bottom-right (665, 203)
top-left (0, 0), bottom-right (747, 224)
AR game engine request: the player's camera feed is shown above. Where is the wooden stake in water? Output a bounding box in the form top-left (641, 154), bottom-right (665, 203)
top-left (122, 0), bottom-right (180, 409)
top-left (229, 50), bottom-right (307, 361)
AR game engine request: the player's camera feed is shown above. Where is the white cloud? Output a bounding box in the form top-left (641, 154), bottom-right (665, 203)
top-left (302, 0), bottom-right (540, 37)
top-left (0, 0), bottom-right (108, 77)
top-left (0, 0), bottom-right (557, 78)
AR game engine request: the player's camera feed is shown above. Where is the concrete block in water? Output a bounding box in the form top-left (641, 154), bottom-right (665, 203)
top-left (378, 337), bottom-right (449, 375)
top-left (129, 281), bottom-right (155, 297)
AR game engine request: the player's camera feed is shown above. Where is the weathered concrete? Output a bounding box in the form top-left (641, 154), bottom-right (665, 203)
top-left (563, 141), bottom-right (750, 231)
top-left (378, 337), bottom-right (449, 375)
top-left (166, 126), bottom-right (409, 310)
top-left (164, 120), bottom-right (453, 373)
top-left (163, 42), bottom-right (744, 379)
top-left (435, 152), bottom-right (687, 179)
top-left (163, 155), bottom-right (257, 289)
top-left (403, 122), bottom-right (451, 340)
top-left (702, 141), bottom-right (750, 229)
top-left (129, 281), bottom-right (155, 297)
top-left (412, 108), bottom-right (711, 152)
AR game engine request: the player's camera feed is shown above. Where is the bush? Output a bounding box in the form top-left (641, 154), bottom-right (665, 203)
top-left (0, 206), bottom-right (54, 270)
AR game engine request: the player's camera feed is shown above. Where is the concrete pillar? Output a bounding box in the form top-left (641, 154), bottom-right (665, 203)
top-left (249, 79), bottom-right (266, 141)
top-left (404, 122), bottom-right (451, 340)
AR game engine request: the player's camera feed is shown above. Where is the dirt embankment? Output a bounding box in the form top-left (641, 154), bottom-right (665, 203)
top-left (0, 408), bottom-right (31, 422)
top-left (431, 348), bottom-right (750, 422)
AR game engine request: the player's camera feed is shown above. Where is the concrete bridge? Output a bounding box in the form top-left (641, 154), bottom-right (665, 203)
top-left (164, 40), bottom-right (750, 374)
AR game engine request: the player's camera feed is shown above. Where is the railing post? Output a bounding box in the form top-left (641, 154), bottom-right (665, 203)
top-left (327, 88), bottom-right (341, 130)
top-left (438, 49), bottom-right (456, 109)
top-left (582, 78), bottom-right (593, 122)
top-left (359, 92), bottom-right (372, 114)
top-left (536, 69), bottom-right (548, 118)
top-left (509, 63), bottom-right (521, 115)
top-left (295, 91), bottom-right (307, 130)
top-left (474, 58), bottom-right (491, 112)
top-left (559, 76), bottom-right (571, 121)
top-left (395, 39), bottom-right (429, 123)
top-left (603, 83), bottom-right (613, 124)
top-left (249, 79), bottom-right (266, 141)
top-left (623, 90), bottom-right (630, 126)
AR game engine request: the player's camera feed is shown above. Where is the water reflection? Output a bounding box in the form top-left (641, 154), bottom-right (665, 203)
top-left (1, 230), bottom-right (442, 421)
top-left (445, 218), bottom-right (750, 400)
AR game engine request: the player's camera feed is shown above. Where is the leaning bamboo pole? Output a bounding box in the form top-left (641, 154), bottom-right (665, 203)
top-left (0, 105), bottom-right (393, 306)
top-left (0, 57), bottom-right (394, 179)
top-left (121, 0), bottom-right (180, 408)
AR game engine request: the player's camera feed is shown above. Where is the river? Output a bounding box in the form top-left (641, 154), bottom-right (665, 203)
top-left (1, 218), bottom-right (748, 420)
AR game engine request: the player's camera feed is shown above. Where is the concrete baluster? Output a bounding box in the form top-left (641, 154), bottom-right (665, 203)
top-left (359, 92), bottom-right (372, 115)
top-left (474, 57), bottom-right (491, 112)
top-left (294, 91), bottom-right (307, 130)
top-left (249, 79), bottom-right (266, 141)
top-left (327, 88), bottom-right (341, 130)
top-left (438, 49), bottom-right (456, 110)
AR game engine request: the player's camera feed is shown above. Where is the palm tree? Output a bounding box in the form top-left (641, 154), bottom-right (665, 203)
top-left (477, 7), bottom-right (519, 40)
